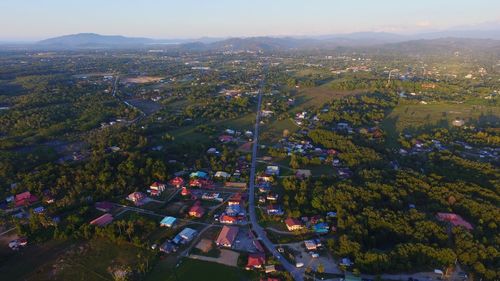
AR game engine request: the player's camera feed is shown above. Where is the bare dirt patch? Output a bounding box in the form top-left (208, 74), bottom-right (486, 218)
top-left (189, 249), bottom-right (239, 267)
top-left (124, 76), bottom-right (164, 84)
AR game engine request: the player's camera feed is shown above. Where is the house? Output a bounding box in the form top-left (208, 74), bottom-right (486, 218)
top-left (220, 215), bottom-right (238, 224)
top-left (304, 240), bottom-right (318, 251)
top-left (207, 147), bottom-right (219, 154)
top-left (8, 237), bottom-right (28, 250)
top-left (295, 169), bottom-right (312, 179)
top-left (257, 182), bottom-right (271, 193)
top-left (264, 265), bottom-right (276, 274)
top-left (266, 205), bottom-right (283, 215)
top-left (127, 192), bottom-right (146, 206)
top-left (452, 119), bottom-right (465, 127)
top-left (189, 202), bottom-right (205, 218)
top-left (181, 187), bottom-right (191, 196)
top-left (225, 204), bottom-right (243, 216)
top-left (159, 241), bottom-right (178, 253)
top-left (314, 222), bottom-right (329, 234)
top-left (224, 182), bottom-right (247, 188)
top-left (257, 175), bottom-right (273, 182)
top-left (90, 213), bottom-right (114, 227)
top-left (14, 191), bottom-right (38, 207)
top-left (326, 211), bottom-right (337, 218)
top-left (214, 171), bottom-right (231, 179)
top-left (190, 171), bottom-right (208, 179)
top-left (202, 192), bottom-right (222, 202)
top-left (266, 193), bottom-right (279, 201)
top-left (150, 182), bottom-right (166, 193)
top-left (340, 257), bottom-right (354, 267)
top-left (160, 216), bottom-right (177, 228)
top-left (219, 135), bottom-right (234, 143)
top-left (216, 225), bottom-right (239, 247)
top-left (246, 253), bottom-right (265, 269)
top-left (95, 201), bottom-right (114, 212)
top-left (33, 206), bottom-right (45, 214)
top-left (44, 195), bottom-right (55, 204)
top-left (285, 218), bottom-right (303, 231)
top-left (228, 193), bottom-right (244, 205)
top-left (173, 227), bottom-right (198, 244)
top-left (169, 177), bottom-right (185, 187)
top-left (265, 166), bottom-right (280, 176)
top-left (436, 212), bottom-right (473, 230)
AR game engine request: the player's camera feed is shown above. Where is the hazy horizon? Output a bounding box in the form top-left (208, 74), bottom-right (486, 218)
top-left (1, 0), bottom-right (500, 41)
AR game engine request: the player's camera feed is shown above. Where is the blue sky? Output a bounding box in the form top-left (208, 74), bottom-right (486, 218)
top-left (1, 0), bottom-right (499, 40)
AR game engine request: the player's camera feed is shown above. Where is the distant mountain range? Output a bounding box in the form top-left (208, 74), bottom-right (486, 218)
top-left (2, 28), bottom-right (500, 51)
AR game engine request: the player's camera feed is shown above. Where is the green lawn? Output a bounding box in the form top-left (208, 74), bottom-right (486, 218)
top-left (261, 118), bottom-right (299, 144)
top-left (381, 100), bottom-right (500, 146)
top-left (218, 113), bottom-right (256, 130)
top-left (54, 239), bottom-right (152, 281)
top-left (147, 258), bottom-right (258, 281)
top-left (0, 239), bottom-right (72, 281)
top-left (294, 83), bottom-right (363, 110)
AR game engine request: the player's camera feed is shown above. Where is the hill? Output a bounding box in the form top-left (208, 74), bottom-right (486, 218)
top-left (37, 33), bottom-right (155, 48)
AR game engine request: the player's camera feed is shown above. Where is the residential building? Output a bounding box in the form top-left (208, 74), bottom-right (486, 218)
top-left (160, 216), bottom-right (177, 228)
top-left (285, 218), bottom-right (303, 231)
top-left (215, 225), bottom-right (239, 247)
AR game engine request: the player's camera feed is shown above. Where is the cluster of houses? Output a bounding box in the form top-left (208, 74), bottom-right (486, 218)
top-left (218, 128), bottom-right (253, 144)
top-left (217, 192), bottom-right (246, 225)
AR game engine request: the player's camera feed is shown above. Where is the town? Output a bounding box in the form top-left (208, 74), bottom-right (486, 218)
top-left (0, 13), bottom-right (499, 281)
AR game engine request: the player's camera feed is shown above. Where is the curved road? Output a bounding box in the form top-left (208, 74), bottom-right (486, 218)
top-left (248, 83), bottom-right (304, 281)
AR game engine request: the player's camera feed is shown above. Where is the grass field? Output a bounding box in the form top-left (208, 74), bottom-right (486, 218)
top-left (381, 100), bottom-right (500, 146)
top-left (0, 239), bottom-right (72, 281)
top-left (260, 118), bottom-right (299, 144)
top-left (218, 112), bottom-right (256, 130)
top-left (147, 258), bottom-right (258, 281)
top-left (294, 83), bottom-right (364, 111)
top-left (52, 239), bottom-right (151, 281)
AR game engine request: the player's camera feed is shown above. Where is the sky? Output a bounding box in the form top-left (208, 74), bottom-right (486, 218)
top-left (1, 0), bottom-right (499, 41)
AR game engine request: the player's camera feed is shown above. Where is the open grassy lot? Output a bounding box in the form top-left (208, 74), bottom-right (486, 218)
top-left (218, 112), bottom-right (256, 130)
top-left (169, 125), bottom-right (212, 144)
top-left (51, 239), bottom-right (152, 281)
top-left (294, 84), bottom-right (364, 110)
top-left (383, 102), bottom-right (500, 132)
top-left (381, 100), bottom-right (500, 146)
top-left (147, 258), bottom-right (258, 281)
top-left (0, 239), bottom-right (72, 281)
top-left (260, 118), bottom-right (299, 144)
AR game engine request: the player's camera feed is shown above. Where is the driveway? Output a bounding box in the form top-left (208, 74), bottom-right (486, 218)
top-left (285, 242), bottom-right (341, 274)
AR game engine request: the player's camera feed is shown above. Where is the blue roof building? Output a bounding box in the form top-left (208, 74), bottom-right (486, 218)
top-left (190, 171), bottom-right (208, 179)
top-left (314, 222), bottom-right (329, 234)
top-left (160, 216), bottom-right (177, 227)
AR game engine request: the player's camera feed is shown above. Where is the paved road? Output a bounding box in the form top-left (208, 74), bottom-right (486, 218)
top-left (248, 82), bottom-right (304, 281)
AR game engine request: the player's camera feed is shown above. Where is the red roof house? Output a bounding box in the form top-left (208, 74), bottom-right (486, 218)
top-left (127, 192), bottom-right (146, 206)
top-left (150, 182), bottom-right (166, 191)
top-left (215, 225), bottom-right (239, 247)
top-left (169, 177), bottom-right (185, 188)
top-left (219, 135), bottom-right (234, 143)
top-left (181, 187), bottom-right (191, 196)
top-left (220, 215), bottom-right (238, 224)
top-left (285, 218), bottom-right (304, 231)
top-left (90, 213), bottom-right (114, 227)
top-left (437, 212), bottom-right (473, 230)
top-left (189, 202), bottom-right (205, 218)
top-left (15, 191), bottom-right (38, 207)
top-left (246, 253), bottom-right (265, 269)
